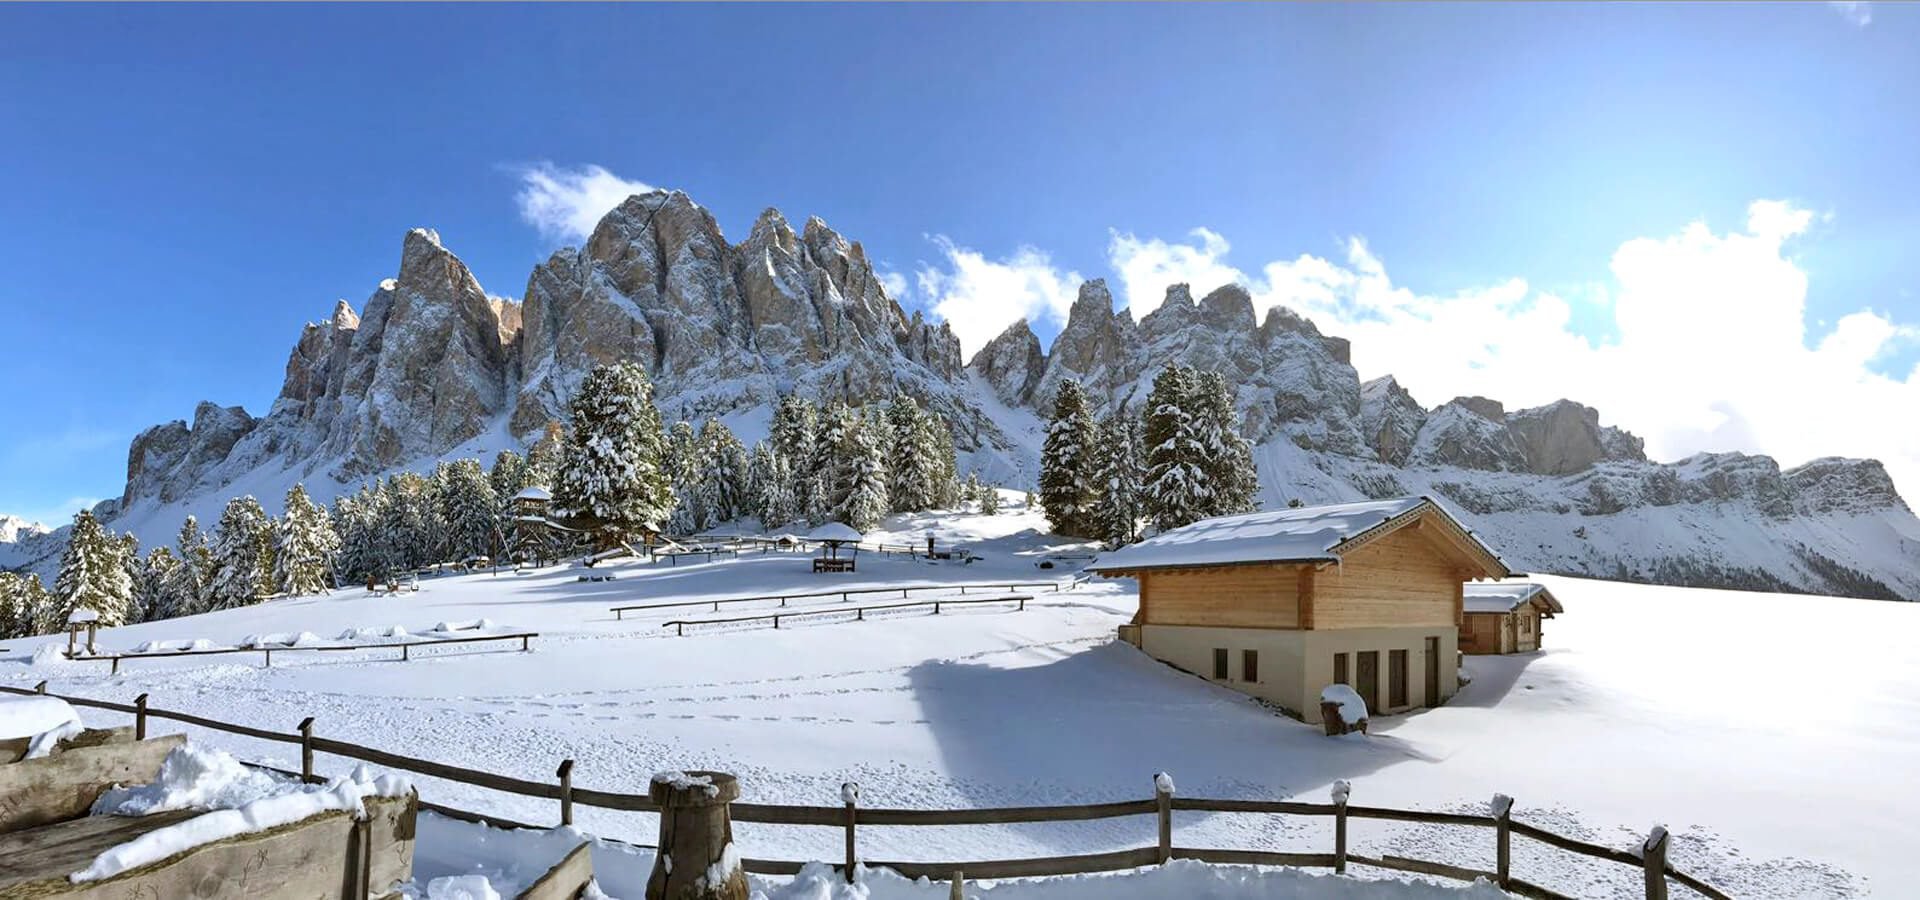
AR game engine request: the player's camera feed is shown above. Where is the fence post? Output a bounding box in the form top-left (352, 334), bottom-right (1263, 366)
top-left (1643, 825), bottom-right (1669, 900)
top-left (402, 643), bottom-right (410, 662)
top-left (35, 680), bottom-right (47, 694)
top-left (647, 771), bottom-right (746, 899)
top-left (1492, 794), bottom-right (1513, 889)
top-left (842, 782), bottom-right (859, 884)
top-left (949, 871), bottom-right (964, 900)
top-left (299, 717), bottom-right (316, 783)
top-left (1154, 772), bottom-right (1174, 864)
top-left (134, 693), bottom-right (148, 740)
top-left (556, 759), bottom-right (574, 826)
top-left (1332, 780), bottom-right (1350, 874)
top-left (264, 648), bottom-right (273, 668)
top-left (522, 635), bottom-right (530, 652)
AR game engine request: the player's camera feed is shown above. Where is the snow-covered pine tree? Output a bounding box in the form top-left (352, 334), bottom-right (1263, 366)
top-left (115, 532), bottom-right (141, 618)
top-left (435, 459), bottom-right (497, 563)
top-left (770, 395), bottom-right (818, 464)
top-left (1091, 406), bottom-right (1145, 546)
top-left (381, 473), bottom-right (436, 573)
top-left (979, 484), bottom-right (1001, 515)
top-left (962, 471), bottom-right (983, 507)
top-left (275, 484), bottom-right (340, 597)
top-left (832, 409), bottom-right (890, 532)
top-left (930, 415), bottom-right (961, 508)
top-left (885, 395), bottom-right (935, 513)
top-left (1039, 379), bottom-right (1100, 537)
top-left (698, 420), bottom-right (748, 525)
top-left (48, 509), bottom-right (133, 629)
top-left (174, 515), bottom-right (213, 607)
top-left (490, 450), bottom-right (530, 514)
top-left (1191, 370), bottom-right (1258, 517)
top-left (1143, 364), bottom-right (1209, 531)
top-left (0, 572), bottom-right (34, 638)
top-left (331, 485), bottom-right (389, 585)
top-left (136, 547), bottom-right (182, 623)
top-left (552, 362), bottom-right (673, 544)
top-left (744, 442), bottom-right (776, 527)
top-left (813, 403), bottom-right (855, 523)
top-left (525, 421), bottom-right (568, 488)
top-left (206, 496), bottom-right (272, 610)
top-left (664, 420), bottom-right (701, 534)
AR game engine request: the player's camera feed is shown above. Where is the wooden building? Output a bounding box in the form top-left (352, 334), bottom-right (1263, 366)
top-left (1092, 497), bottom-right (1509, 723)
top-left (1460, 582), bottom-right (1562, 654)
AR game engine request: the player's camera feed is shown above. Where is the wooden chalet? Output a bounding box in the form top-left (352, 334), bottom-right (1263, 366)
top-left (1460, 582), bottom-right (1562, 655)
top-left (1091, 497), bottom-right (1509, 723)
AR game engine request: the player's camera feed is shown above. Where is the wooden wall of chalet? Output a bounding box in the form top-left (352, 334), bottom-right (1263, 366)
top-left (1460, 612), bottom-right (1508, 654)
top-left (1313, 525), bottom-right (1463, 630)
top-left (1139, 565), bottom-right (1301, 628)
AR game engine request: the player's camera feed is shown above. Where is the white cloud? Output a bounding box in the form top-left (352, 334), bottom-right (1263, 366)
top-left (512, 163), bottom-right (655, 244)
top-left (1828, 1), bottom-right (1873, 27)
top-left (1107, 228), bottom-right (1249, 316)
top-left (1104, 203), bottom-right (1920, 498)
top-left (7, 496), bottom-right (99, 528)
top-left (915, 236), bottom-right (1084, 360)
top-left (876, 269), bottom-right (910, 303)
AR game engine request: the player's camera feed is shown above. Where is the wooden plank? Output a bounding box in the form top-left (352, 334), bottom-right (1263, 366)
top-left (857, 799), bottom-right (1157, 826)
top-left (308, 737), bottom-right (562, 799)
top-left (1351, 853), bottom-right (1496, 883)
top-left (1345, 805), bottom-right (1492, 827)
top-left (1506, 877), bottom-right (1578, 900)
top-left (513, 840), bottom-right (594, 900)
top-left (1170, 798), bottom-right (1336, 816)
top-left (1665, 865), bottom-right (1735, 900)
top-left (1297, 567), bottom-right (1316, 630)
top-left (1172, 847), bottom-right (1336, 868)
top-left (0, 808), bottom-right (203, 890)
top-left (862, 847), bottom-right (1161, 880)
top-left (1509, 820), bottom-right (1645, 866)
top-left (0, 733), bottom-right (184, 832)
top-left (1139, 566), bottom-right (1300, 629)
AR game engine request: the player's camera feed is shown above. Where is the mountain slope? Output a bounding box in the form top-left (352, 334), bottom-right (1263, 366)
top-left (7, 189), bottom-right (1916, 600)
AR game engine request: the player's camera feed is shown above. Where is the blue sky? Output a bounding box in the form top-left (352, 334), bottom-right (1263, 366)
top-left (2, 2), bottom-right (1917, 522)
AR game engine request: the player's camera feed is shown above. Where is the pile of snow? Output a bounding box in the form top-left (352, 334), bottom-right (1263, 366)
top-left (67, 607), bottom-right (100, 625)
top-left (433, 619), bottom-right (498, 634)
top-left (426, 874), bottom-right (502, 900)
top-left (239, 631), bottom-right (325, 649)
top-left (29, 641), bottom-right (76, 666)
top-left (132, 638), bottom-right (222, 654)
top-left (0, 694), bottom-right (85, 759)
top-left (73, 745), bottom-right (412, 883)
top-left (652, 771), bottom-right (718, 798)
top-left (1318, 684), bottom-right (1368, 726)
top-left (410, 815), bottom-right (614, 900)
top-left (339, 625), bottom-right (413, 641)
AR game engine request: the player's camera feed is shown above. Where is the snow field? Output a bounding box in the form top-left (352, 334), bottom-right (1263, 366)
top-left (2, 505), bottom-right (1908, 897)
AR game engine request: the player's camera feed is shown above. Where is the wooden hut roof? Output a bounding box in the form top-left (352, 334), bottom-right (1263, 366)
top-left (1463, 582), bottom-right (1563, 615)
top-left (1090, 496), bottom-right (1509, 579)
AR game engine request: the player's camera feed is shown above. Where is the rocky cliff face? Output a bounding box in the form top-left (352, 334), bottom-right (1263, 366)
top-left (53, 187), bottom-right (1917, 602)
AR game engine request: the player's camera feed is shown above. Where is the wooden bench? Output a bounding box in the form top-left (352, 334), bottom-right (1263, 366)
top-left (812, 557), bottom-right (856, 573)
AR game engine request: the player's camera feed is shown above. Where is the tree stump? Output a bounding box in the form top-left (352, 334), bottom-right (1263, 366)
top-left (647, 771), bottom-right (746, 900)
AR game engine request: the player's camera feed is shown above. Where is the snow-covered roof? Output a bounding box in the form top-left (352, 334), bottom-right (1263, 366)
top-left (1464, 582), bottom-right (1563, 615)
top-left (807, 522), bottom-right (863, 543)
top-left (1091, 496), bottom-right (1507, 577)
top-left (66, 607), bottom-right (99, 625)
top-left (515, 486), bottom-right (552, 501)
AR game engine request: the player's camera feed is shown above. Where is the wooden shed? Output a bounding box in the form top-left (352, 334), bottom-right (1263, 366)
top-left (1092, 497), bottom-right (1510, 723)
top-left (1460, 582), bottom-right (1562, 654)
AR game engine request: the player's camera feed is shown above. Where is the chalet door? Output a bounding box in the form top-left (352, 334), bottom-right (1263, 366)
top-left (1356, 651), bottom-right (1379, 712)
top-left (1425, 637), bottom-right (1440, 707)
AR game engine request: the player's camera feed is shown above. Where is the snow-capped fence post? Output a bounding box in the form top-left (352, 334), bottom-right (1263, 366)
top-left (134, 692), bottom-right (148, 740)
top-left (1332, 780), bottom-right (1350, 874)
top-left (646, 770), bottom-right (745, 900)
top-left (1153, 772), bottom-right (1174, 864)
top-left (1492, 793), bottom-right (1513, 889)
top-left (1642, 825), bottom-right (1669, 900)
top-left (841, 782), bottom-right (859, 884)
top-left (556, 759), bottom-right (575, 826)
top-left (298, 717), bottom-right (316, 783)
top-left (34, 680), bottom-right (46, 694)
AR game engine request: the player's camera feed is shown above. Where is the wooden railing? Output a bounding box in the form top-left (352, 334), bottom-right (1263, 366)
top-left (0, 684), bottom-right (1730, 900)
top-left (659, 595), bottom-right (1031, 636)
top-left (611, 581), bottom-right (1069, 620)
top-left (62, 632), bottom-right (538, 675)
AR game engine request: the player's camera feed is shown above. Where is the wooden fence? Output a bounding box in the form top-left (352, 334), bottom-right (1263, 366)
top-left (63, 632), bottom-right (539, 675)
top-left (659, 595), bottom-right (1032, 636)
top-left (611, 581), bottom-right (1069, 620)
top-left (0, 683), bottom-right (1729, 899)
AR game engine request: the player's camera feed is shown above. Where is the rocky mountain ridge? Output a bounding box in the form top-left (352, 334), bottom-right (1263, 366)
top-left (9, 189), bottom-right (1915, 600)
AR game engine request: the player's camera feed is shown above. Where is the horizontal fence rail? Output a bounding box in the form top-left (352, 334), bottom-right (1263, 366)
top-left (1, 684), bottom-right (1731, 900)
top-left (63, 631), bottom-right (538, 674)
top-left (611, 581), bottom-right (1068, 619)
top-left (660, 595), bottom-right (1030, 636)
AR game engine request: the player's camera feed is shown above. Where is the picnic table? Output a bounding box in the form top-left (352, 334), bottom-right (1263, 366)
top-left (811, 557), bottom-right (856, 573)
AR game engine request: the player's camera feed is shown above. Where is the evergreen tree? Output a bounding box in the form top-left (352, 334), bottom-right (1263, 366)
top-left (115, 532), bottom-right (141, 617)
top-left (962, 471), bottom-right (984, 507)
top-left (1091, 407), bottom-right (1145, 546)
top-left (552, 362), bottom-right (673, 543)
top-left (381, 473), bottom-right (436, 572)
top-left (207, 496), bottom-right (272, 609)
top-left (1192, 370), bottom-right (1258, 517)
top-left (275, 484), bottom-right (340, 597)
top-left (665, 420), bottom-right (701, 534)
top-left (491, 450), bottom-right (530, 514)
top-left (929, 415), bottom-right (961, 508)
top-left (811, 404), bottom-right (855, 524)
top-left (1039, 379), bottom-right (1100, 537)
top-left (770, 395), bottom-right (818, 464)
top-left (435, 459), bottom-right (498, 562)
top-left (175, 515), bottom-right (213, 609)
top-left (136, 547), bottom-right (183, 623)
top-left (0, 572), bottom-right (37, 638)
top-left (698, 420), bottom-right (748, 525)
top-left (331, 485), bottom-right (389, 585)
top-left (979, 483), bottom-right (1001, 515)
top-left (754, 444), bottom-right (798, 528)
top-left (525, 421), bottom-right (568, 488)
top-left (832, 409), bottom-right (890, 532)
top-left (1143, 364), bottom-right (1208, 531)
top-left (49, 509), bottom-right (133, 629)
top-left (885, 395), bottom-right (936, 513)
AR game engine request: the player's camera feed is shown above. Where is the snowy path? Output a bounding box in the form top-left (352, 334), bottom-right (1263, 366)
top-left (3, 510), bottom-right (1904, 897)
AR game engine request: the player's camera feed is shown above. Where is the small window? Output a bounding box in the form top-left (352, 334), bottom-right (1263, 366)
top-left (1389, 649), bottom-right (1409, 707)
top-left (1213, 648), bottom-right (1230, 680)
top-left (1242, 649), bottom-right (1259, 683)
top-left (1333, 652), bottom-right (1349, 686)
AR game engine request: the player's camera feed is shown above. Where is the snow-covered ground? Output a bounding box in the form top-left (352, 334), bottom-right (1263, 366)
top-left (4, 498), bottom-right (1908, 897)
